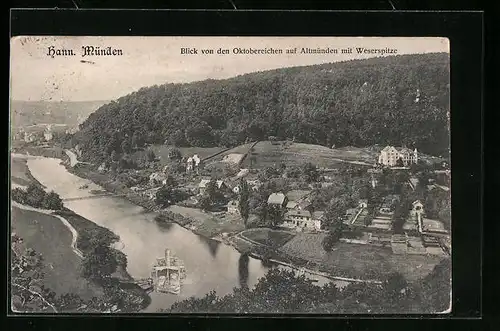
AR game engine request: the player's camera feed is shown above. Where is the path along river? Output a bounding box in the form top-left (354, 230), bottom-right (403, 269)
top-left (22, 156), bottom-right (346, 312)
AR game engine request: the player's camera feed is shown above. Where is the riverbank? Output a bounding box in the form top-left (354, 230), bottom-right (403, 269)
top-left (11, 152), bottom-right (150, 312)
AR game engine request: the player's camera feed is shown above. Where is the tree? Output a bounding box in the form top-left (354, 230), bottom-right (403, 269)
top-left (301, 162), bottom-right (320, 183)
top-left (155, 185), bottom-right (173, 207)
top-left (120, 139), bottom-right (132, 154)
top-left (146, 150), bottom-right (156, 162)
top-left (11, 188), bottom-right (27, 204)
top-left (322, 230), bottom-right (341, 252)
top-left (323, 198), bottom-right (349, 230)
top-left (168, 148), bottom-right (182, 160)
top-left (25, 184), bottom-right (46, 208)
top-left (110, 150), bottom-right (119, 163)
top-left (267, 205), bottom-right (284, 228)
top-left (81, 244), bottom-right (119, 281)
top-left (396, 158), bottom-right (405, 167)
top-left (392, 198), bottom-right (411, 234)
top-left (249, 155), bottom-right (257, 169)
top-left (199, 195), bottom-right (211, 211)
top-left (238, 179), bottom-right (250, 227)
top-left (42, 191), bottom-right (63, 210)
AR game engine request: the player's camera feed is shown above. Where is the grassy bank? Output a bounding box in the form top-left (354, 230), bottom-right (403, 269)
top-left (11, 206), bottom-right (103, 300)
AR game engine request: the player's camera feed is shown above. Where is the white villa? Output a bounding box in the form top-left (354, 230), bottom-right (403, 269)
top-left (378, 146), bottom-right (418, 167)
top-left (186, 154), bottom-right (201, 173)
top-left (283, 209), bottom-right (323, 232)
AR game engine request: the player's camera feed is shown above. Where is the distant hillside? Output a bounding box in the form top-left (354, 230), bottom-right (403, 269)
top-left (10, 100), bottom-right (108, 128)
top-left (72, 53), bottom-right (450, 164)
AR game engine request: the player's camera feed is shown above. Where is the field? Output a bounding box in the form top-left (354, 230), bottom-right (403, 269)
top-left (148, 145), bottom-right (226, 163)
top-left (205, 141), bottom-right (444, 170)
top-left (279, 233), bottom-right (444, 281)
top-left (11, 207), bottom-right (103, 300)
top-left (215, 141), bottom-right (376, 169)
top-left (241, 228), bottom-right (295, 248)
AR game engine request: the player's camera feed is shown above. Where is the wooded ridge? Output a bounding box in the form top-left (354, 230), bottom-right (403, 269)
top-left (71, 53), bottom-right (450, 164)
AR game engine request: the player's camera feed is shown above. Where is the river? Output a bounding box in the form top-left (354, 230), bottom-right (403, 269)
top-left (23, 156), bottom-right (342, 312)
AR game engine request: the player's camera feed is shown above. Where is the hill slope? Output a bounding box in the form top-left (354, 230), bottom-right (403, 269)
top-left (11, 100), bottom-right (108, 128)
top-left (73, 53), bottom-right (450, 164)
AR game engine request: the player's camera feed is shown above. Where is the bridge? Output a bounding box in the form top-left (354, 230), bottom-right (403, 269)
top-left (62, 193), bottom-right (127, 202)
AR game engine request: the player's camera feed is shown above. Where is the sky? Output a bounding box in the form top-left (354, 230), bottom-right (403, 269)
top-left (10, 36), bottom-right (449, 102)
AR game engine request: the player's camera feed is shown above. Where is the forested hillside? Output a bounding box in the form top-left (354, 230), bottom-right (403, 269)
top-left (73, 53), bottom-right (450, 164)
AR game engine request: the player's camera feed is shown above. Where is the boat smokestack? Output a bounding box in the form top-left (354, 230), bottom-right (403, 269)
top-left (165, 249), bottom-right (171, 267)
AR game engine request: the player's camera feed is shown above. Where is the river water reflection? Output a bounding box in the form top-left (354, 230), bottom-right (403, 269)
top-left (24, 156), bottom-right (340, 312)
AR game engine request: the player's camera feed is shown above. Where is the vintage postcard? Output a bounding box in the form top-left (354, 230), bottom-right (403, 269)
top-left (10, 36), bottom-right (451, 314)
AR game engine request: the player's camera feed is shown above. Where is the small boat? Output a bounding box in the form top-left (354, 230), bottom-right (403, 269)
top-left (150, 249), bottom-right (186, 295)
top-left (79, 184), bottom-right (89, 189)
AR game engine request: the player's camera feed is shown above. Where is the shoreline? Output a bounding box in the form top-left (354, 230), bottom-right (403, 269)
top-left (10, 151), bottom-right (151, 311)
top-left (16, 147), bottom-right (383, 286)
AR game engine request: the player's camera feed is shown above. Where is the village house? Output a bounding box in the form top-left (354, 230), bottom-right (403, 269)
top-left (283, 209), bottom-right (322, 232)
top-left (378, 146), bottom-right (418, 167)
top-left (186, 154), bottom-right (201, 173)
top-left (358, 199), bottom-right (368, 209)
top-left (198, 179), bottom-right (227, 195)
top-left (267, 192), bottom-right (288, 208)
top-left (227, 200), bottom-right (240, 215)
top-left (410, 200), bottom-right (425, 218)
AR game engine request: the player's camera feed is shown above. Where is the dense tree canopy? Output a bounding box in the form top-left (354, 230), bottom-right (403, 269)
top-left (73, 53), bottom-right (450, 165)
top-left (165, 258), bottom-right (451, 314)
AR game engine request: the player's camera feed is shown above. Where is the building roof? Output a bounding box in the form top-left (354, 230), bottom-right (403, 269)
top-left (359, 199), bottom-right (368, 204)
top-left (286, 201), bottom-right (298, 209)
top-left (399, 147), bottom-right (413, 154)
top-left (199, 179), bottom-right (224, 188)
top-left (236, 169), bottom-right (250, 178)
top-left (286, 190), bottom-right (310, 201)
top-left (268, 192), bottom-right (286, 205)
top-left (412, 200), bottom-right (423, 206)
top-left (312, 211), bottom-right (325, 220)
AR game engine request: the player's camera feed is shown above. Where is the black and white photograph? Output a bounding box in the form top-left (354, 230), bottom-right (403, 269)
top-left (9, 36), bottom-right (451, 314)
